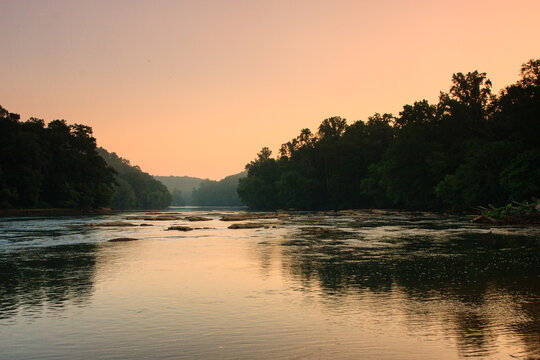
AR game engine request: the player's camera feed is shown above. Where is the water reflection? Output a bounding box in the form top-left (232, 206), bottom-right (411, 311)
top-left (268, 229), bottom-right (540, 358)
top-left (0, 243), bottom-right (98, 320)
top-left (0, 211), bottom-right (538, 359)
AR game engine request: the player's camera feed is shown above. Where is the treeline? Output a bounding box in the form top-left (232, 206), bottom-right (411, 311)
top-left (0, 106), bottom-right (171, 210)
top-left (154, 175), bottom-right (202, 205)
top-left (0, 107), bottom-right (115, 208)
top-left (155, 173), bottom-right (245, 206)
top-left (97, 148), bottom-right (171, 209)
top-left (192, 172), bottom-right (245, 206)
top-left (238, 59), bottom-right (540, 211)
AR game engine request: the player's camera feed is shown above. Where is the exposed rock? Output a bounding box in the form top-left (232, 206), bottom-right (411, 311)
top-left (148, 215), bottom-right (181, 220)
top-left (166, 225), bottom-right (193, 231)
top-left (125, 216), bottom-right (147, 220)
top-left (228, 223), bottom-right (267, 229)
top-left (185, 216), bottom-right (212, 222)
top-left (220, 213), bottom-right (277, 221)
top-left (140, 223), bottom-right (153, 226)
top-left (84, 221), bottom-right (137, 227)
top-left (145, 212), bottom-right (182, 215)
top-left (126, 215), bottom-right (180, 221)
top-left (108, 237), bottom-right (138, 242)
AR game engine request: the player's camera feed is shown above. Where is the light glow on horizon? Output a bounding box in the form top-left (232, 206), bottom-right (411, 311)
top-left (1, 0), bottom-right (539, 179)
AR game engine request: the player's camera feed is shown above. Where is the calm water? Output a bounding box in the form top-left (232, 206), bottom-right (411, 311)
top-left (0, 207), bottom-right (539, 360)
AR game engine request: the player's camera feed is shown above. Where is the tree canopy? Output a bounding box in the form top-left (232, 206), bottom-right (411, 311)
top-left (192, 172), bottom-right (245, 206)
top-left (0, 108), bottom-right (115, 208)
top-left (238, 59), bottom-right (540, 211)
top-left (97, 148), bottom-right (171, 210)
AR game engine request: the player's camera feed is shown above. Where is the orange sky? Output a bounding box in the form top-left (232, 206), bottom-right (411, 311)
top-left (1, 0), bottom-right (539, 180)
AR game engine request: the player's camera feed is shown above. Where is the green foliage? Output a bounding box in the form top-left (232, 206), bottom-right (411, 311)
top-left (192, 173), bottom-right (245, 206)
top-left (171, 188), bottom-right (186, 206)
top-left (485, 200), bottom-right (539, 219)
top-left (153, 175), bottom-right (202, 204)
top-left (499, 149), bottom-right (540, 201)
top-left (238, 148), bottom-right (281, 210)
top-left (111, 178), bottom-right (136, 209)
top-left (0, 107), bottom-right (115, 208)
top-left (97, 148), bottom-right (171, 210)
top-left (238, 59), bottom-right (540, 211)
top-left (154, 173), bottom-right (246, 206)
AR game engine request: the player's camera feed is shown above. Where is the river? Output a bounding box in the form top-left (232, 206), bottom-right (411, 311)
top-left (0, 207), bottom-right (538, 359)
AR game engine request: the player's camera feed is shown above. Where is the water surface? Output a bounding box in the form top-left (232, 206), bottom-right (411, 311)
top-left (1, 208), bottom-right (539, 359)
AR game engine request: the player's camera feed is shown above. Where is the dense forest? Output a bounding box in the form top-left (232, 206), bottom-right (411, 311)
top-left (153, 175), bottom-right (202, 205)
top-left (238, 59), bottom-right (540, 211)
top-left (0, 106), bottom-right (171, 210)
top-left (155, 173), bottom-right (245, 206)
top-left (97, 148), bottom-right (171, 210)
top-left (0, 107), bottom-right (115, 208)
top-left (192, 172), bottom-right (245, 206)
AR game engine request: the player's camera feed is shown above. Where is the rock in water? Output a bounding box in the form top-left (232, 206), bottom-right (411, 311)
top-left (84, 221), bottom-right (137, 227)
top-left (126, 215), bottom-right (180, 221)
top-left (108, 237), bottom-right (138, 242)
top-left (228, 223), bottom-right (267, 229)
top-left (220, 213), bottom-right (277, 221)
top-left (185, 216), bottom-right (212, 222)
top-left (166, 225), bottom-right (194, 231)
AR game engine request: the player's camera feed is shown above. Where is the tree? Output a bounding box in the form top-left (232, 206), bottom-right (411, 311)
top-left (238, 59), bottom-right (540, 211)
top-left (0, 106), bottom-right (116, 208)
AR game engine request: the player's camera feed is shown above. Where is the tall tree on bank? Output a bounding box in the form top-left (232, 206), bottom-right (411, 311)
top-left (97, 148), bottom-right (172, 210)
top-left (238, 59), bottom-right (540, 211)
top-left (0, 108), bottom-right (115, 208)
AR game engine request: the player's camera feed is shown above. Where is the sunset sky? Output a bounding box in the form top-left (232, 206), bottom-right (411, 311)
top-left (1, 0), bottom-right (539, 180)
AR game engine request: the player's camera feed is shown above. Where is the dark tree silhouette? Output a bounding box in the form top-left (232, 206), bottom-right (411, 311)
top-left (238, 59), bottom-right (540, 211)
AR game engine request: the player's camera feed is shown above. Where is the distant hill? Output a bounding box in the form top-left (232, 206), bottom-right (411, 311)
top-left (153, 175), bottom-right (203, 205)
top-left (98, 148), bottom-right (171, 209)
top-left (154, 172), bottom-right (246, 206)
top-left (192, 172), bottom-right (246, 206)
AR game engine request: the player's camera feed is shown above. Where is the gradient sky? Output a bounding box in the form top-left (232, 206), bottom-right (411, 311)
top-left (1, 0), bottom-right (539, 179)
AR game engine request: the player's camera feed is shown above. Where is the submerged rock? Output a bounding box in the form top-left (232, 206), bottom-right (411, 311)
top-left (185, 216), bottom-right (212, 222)
top-left (84, 221), bottom-right (137, 227)
top-left (166, 225), bottom-right (193, 231)
top-left (300, 227), bottom-right (346, 235)
top-left (108, 237), bottom-right (138, 242)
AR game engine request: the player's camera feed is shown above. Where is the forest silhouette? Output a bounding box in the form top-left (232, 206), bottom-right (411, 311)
top-left (1, 59), bottom-right (538, 211)
top-left (0, 110), bottom-right (171, 210)
top-left (238, 59), bottom-right (540, 211)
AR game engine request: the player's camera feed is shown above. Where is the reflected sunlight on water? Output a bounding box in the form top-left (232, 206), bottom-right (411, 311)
top-left (0, 207), bottom-right (538, 359)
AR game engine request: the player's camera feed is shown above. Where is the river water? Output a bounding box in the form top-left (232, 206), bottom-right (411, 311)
top-left (0, 207), bottom-right (538, 359)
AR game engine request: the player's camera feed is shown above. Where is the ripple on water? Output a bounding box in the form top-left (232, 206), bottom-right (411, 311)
top-left (0, 209), bottom-right (538, 359)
